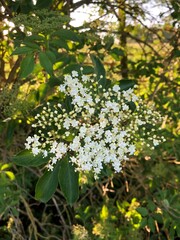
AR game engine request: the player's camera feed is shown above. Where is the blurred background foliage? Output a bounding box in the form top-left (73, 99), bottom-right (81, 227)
top-left (0, 0), bottom-right (179, 239)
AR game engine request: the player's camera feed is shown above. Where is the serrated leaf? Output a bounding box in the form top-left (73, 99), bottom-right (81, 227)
top-left (136, 207), bottom-right (148, 217)
top-left (153, 213), bottom-right (163, 224)
top-left (13, 150), bottom-right (50, 167)
top-left (147, 200), bottom-right (156, 212)
top-left (19, 54), bottom-right (35, 78)
top-left (140, 218), bottom-right (147, 228)
top-left (35, 164), bottom-right (59, 203)
top-left (39, 51), bottom-right (53, 75)
top-left (12, 46), bottom-right (34, 55)
top-left (148, 217), bottom-right (155, 233)
top-left (59, 157), bottom-right (79, 205)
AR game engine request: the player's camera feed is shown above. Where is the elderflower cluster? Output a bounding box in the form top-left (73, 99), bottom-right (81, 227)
top-left (25, 70), bottom-right (165, 178)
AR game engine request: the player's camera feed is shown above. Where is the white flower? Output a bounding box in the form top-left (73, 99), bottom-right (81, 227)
top-left (128, 145), bottom-right (136, 155)
top-left (50, 141), bottom-right (58, 153)
top-left (47, 163), bottom-right (54, 171)
top-left (59, 84), bottom-right (66, 92)
top-left (25, 70), bottom-right (163, 177)
top-left (72, 70), bottom-right (78, 77)
top-left (71, 119), bottom-right (79, 128)
top-left (63, 118), bottom-right (71, 129)
top-left (122, 104), bottom-right (129, 111)
top-left (88, 107), bottom-right (95, 115)
top-left (32, 147), bottom-right (40, 155)
top-left (69, 136), bottom-right (81, 151)
top-left (82, 75), bottom-right (89, 82)
top-left (79, 126), bottom-right (87, 137)
top-left (153, 139), bottom-right (159, 146)
top-left (99, 118), bottom-right (108, 128)
top-left (113, 85), bottom-right (120, 92)
top-left (43, 150), bottom-right (48, 157)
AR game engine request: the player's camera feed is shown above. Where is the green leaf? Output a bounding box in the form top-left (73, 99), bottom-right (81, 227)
top-left (147, 200), bottom-right (156, 212)
top-left (90, 54), bottom-right (105, 78)
top-left (25, 35), bottom-right (45, 42)
top-left (39, 51), bottom-right (53, 75)
top-left (153, 213), bottom-right (163, 224)
top-left (119, 80), bottom-right (137, 90)
top-left (23, 41), bottom-right (40, 50)
top-left (63, 64), bottom-right (81, 75)
top-left (81, 66), bottom-right (94, 74)
top-left (35, 164), bottom-right (59, 203)
top-left (59, 157), bottom-right (79, 205)
top-left (13, 150), bottom-right (50, 167)
top-left (140, 218), bottom-right (147, 228)
top-left (35, 0), bottom-right (53, 8)
top-left (90, 54), bottom-right (108, 89)
top-left (12, 46), bottom-right (34, 55)
top-left (54, 29), bottom-right (81, 42)
top-left (48, 76), bottom-right (63, 87)
top-left (19, 54), bottom-right (34, 78)
top-left (104, 36), bottom-right (114, 50)
top-left (148, 217), bottom-right (155, 233)
top-left (46, 50), bottom-right (56, 64)
top-left (50, 39), bottom-right (69, 50)
top-left (6, 120), bottom-right (16, 146)
top-left (38, 83), bottom-right (50, 101)
top-left (110, 47), bottom-right (124, 60)
top-left (136, 207), bottom-right (148, 217)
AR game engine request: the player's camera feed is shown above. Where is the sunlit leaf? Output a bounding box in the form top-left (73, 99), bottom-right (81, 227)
top-left (4, 171), bottom-right (15, 180)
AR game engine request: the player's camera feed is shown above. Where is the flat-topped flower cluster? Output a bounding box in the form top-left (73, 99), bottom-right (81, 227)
top-left (25, 70), bottom-right (165, 178)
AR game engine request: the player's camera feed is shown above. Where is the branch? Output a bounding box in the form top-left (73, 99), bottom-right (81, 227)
top-left (6, 56), bottom-right (22, 85)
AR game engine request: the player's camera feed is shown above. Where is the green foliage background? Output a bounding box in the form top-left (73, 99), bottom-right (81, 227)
top-left (0, 0), bottom-right (179, 239)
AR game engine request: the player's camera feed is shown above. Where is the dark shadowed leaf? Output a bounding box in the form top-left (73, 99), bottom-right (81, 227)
top-left (12, 46), bottom-right (34, 55)
top-left (54, 29), bottom-right (81, 42)
top-left (35, 0), bottom-right (52, 8)
top-left (59, 157), bottom-right (79, 205)
top-left (90, 54), bottom-right (108, 89)
top-left (148, 217), bottom-right (155, 233)
top-left (136, 207), bottom-right (148, 217)
top-left (39, 51), bottom-right (53, 75)
top-left (119, 80), bottom-right (137, 90)
top-left (19, 54), bottom-right (34, 78)
top-left (13, 150), bottom-right (50, 167)
top-left (35, 164), bottom-right (59, 203)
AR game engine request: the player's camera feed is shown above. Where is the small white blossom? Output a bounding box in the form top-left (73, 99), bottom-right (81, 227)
top-left (113, 85), bottom-right (120, 92)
